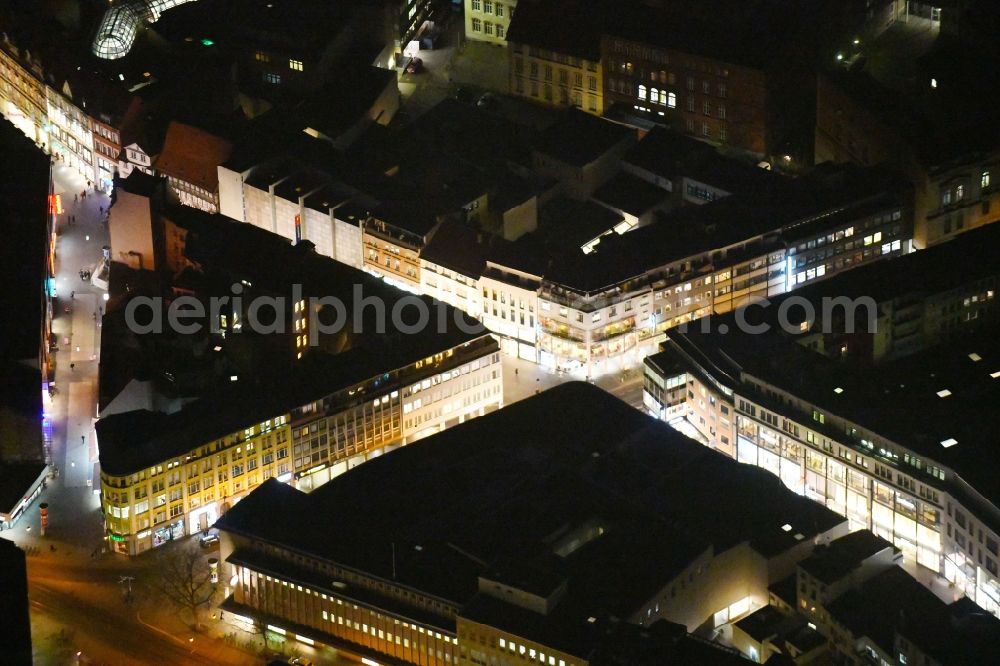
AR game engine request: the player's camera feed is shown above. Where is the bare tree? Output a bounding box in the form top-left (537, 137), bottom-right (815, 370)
top-left (150, 543), bottom-right (215, 628)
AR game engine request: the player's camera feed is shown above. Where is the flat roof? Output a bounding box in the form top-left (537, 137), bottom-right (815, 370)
top-left (791, 221), bottom-right (1000, 305)
top-left (505, 0), bottom-right (609, 61)
top-left (543, 163), bottom-right (907, 293)
top-left (302, 183), bottom-right (354, 214)
top-left (273, 169), bottom-right (329, 204)
top-left (218, 383), bottom-right (843, 652)
top-left (828, 567), bottom-right (1000, 665)
top-left (96, 208), bottom-right (488, 475)
top-left (624, 127), bottom-right (779, 196)
top-left (0, 462), bottom-right (47, 515)
top-left (592, 172), bottom-right (668, 217)
top-left (533, 109), bottom-right (635, 168)
top-left (798, 531), bottom-right (896, 585)
top-left (0, 540), bottom-right (31, 663)
top-left (536, 196), bottom-right (624, 251)
top-left (607, 0), bottom-right (794, 71)
top-left (0, 119), bottom-right (49, 364)
top-left (668, 315), bottom-right (1000, 520)
top-left (420, 221), bottom-right (496, 279)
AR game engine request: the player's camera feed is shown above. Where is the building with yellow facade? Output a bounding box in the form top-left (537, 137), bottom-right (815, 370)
top-left (505, 0), bottom-right (604, 115)
top-left (646, 290), bottom-right (1000, 618)
top-left (215, 382), bottom-right (847, 664)
top-left (464, 0), bottom-right (516, 44)
top-left (97, 205), bottom-right (502, 555)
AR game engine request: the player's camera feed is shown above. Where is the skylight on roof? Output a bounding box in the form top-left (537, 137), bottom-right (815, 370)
top-left (941, 438), bottom-right (958, 448)
top-left (833, 387), bottom-right (844, 394)
top-left (781, 524), bottom-right (792, 532)
top-left (991, 371), bottom-right (1000, 379)
top-left (794, 533), bottom-right (805, 541)
top-left (937, 389), bottom-right (952, 398)
top-left (969, 353), bottom-right (983, 362)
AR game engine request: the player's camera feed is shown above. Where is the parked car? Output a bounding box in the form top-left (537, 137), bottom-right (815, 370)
top-left (406, 57), bottom-right (423, 74)
top-left (199, 531), bottom-right (219, 548)
top-left (476, 92), bottom-right (500, 111)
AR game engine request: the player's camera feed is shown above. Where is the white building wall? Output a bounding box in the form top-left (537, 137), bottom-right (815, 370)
top-left (218, 164), bottom-right (247, 222)
top-left (421, 262), bottom-right (482, 319)
top-left (401, 351), bottom-right (503, 443)
top-left (244, 184), bottom-right (275, 234)
top-left (303, 208), bottom-right (334, 258)
top-left (273, 196), bottom-right (299, 242)
top-left (479, 275), bottom-right (538, 361)
top-left (332, 217), bottom-right (363, 270)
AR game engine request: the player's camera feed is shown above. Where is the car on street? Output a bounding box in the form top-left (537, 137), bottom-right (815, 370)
top-left (199, 531), bottom-right (219, 548)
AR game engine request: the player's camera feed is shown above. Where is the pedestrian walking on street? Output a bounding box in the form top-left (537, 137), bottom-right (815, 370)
top-left (70, 363), bottom-right (75, 372)
top-left (73, 194), bottom-right (78, 203)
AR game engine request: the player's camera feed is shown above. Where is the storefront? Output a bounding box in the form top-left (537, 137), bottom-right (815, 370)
top-left (188, 503), bottom-right (218, 535)
top-left (153, 526), bottom-right (171, 548)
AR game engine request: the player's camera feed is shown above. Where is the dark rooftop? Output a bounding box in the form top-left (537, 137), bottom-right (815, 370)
top-left (420, 221), bottom-right (497, 279)
top-left (0, 462), bottom-right (47, 514)
top-left (533, 109), bottom-right (635, 168)
top-left (592, 172), bottom-right (668, 218)
top-left (505, 0), bottom-right (612, 62)
top-left (798, 531), bottom-right (896, 585)
top-left (0, 118), bottom-right (49, 364)
top-left (0, 539), bottom-right (31, 664)
top-left (623, 127), bottom-right (779, 196)
top-left (543, 163), bottom-right (907, 293)
top-left (828, 567), bottom-right (1000, 666)
top-left (96, 208), bottom-right (488, 475)
top-left (607, 0), bottom-right (798, 71)
top-left (733, 605), bottom-right (786, 644)
top-left (667, 315), bottom-right (1000, 528)
top-left (217, 383), bottom-right (843, 652)
top-left (536, 196), bottom-right (624, 253)
top-left (790, 221), bottom-right (1000, 306)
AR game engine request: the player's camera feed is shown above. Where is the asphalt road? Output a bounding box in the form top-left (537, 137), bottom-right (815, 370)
top-left (30, 581), bottom-right (220, 665)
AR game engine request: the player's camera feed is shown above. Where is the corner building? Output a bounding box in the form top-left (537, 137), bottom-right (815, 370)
top-left (647, 311), bottom-right (1000, 617)
top-left (216, 383), bottom-right (849, 665)
top-left (97, 209), bottom-right (502, 555)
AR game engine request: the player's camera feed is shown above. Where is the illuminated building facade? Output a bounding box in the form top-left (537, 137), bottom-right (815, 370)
top-left (97, 202), bottom-right (502, 556)
top-left (646, 313), bottom-right (1000, 617)
top-left (98, 335), bottom-right (501, 556)
top-left (362, 206), bottom-right (440, 294)
top-left (534, 164), bottom-right (909, 377)
top-left (215, 383), bottom-right (846, 666)
top-left (464, 0), bottom-right (516, 44)
top-left (506, 0), bottom-right (605, 115)
top-left (0, 36), bottom-right (47, 146)
top-left (601, 34), bottom-right (767, 156)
